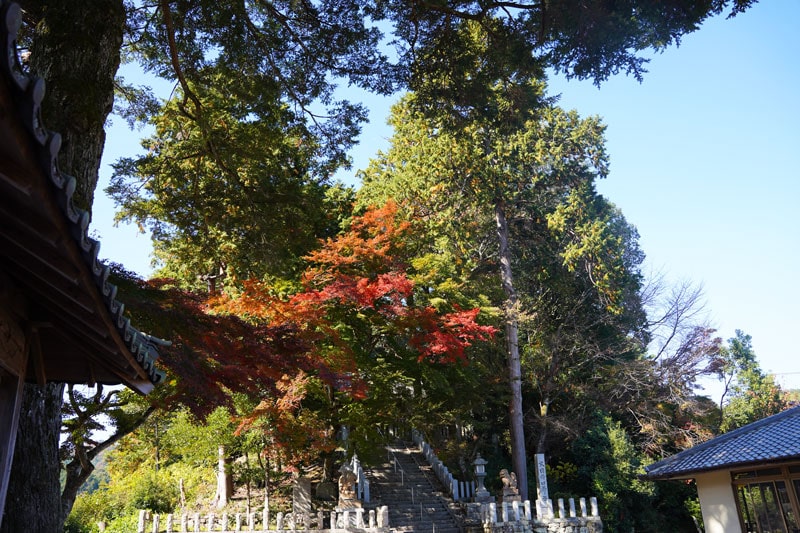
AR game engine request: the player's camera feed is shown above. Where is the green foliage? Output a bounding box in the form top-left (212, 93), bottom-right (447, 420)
top-left (129, 471), bottom-right (179, 513)
top-left (564, 413), bottom-right (696, 533)
top-left (109, 69), bottom-right (354, 287)
top-left (719, 330), bottom-right (787, 432)
top-left (64, 489), bottom-right (113, 533)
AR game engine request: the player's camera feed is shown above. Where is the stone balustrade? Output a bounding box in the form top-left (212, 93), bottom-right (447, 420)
top-left (412, 429), bottom-right (476, 502)
top-left (132, 505), bottom-right (390, 533)
top-left (463, 496), bottom-right (602, 533)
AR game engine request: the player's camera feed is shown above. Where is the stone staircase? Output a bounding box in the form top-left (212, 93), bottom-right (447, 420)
top-left (365, 441), bottom-right (463, 533)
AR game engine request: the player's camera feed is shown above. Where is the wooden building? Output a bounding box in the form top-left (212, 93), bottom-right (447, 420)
top-left (0, 0), bottom-right (165, 522)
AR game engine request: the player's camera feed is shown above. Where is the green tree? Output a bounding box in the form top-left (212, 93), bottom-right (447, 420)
top-left (718, 330), bottom-right (787, 432)
top-left (109, 70), bottom-right (353, 288)
top-left (359, 90), bottom-right (646, 498)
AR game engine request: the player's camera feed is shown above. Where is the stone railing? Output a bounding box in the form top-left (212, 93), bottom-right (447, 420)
top-left (463, 497), bottom-right (602, 533)
top-left (133, 505), bottom-right (390, 533)
top-left (350, 454), bottom-right (370, 504)
top-left (412, 430), bottom-right (476, 502)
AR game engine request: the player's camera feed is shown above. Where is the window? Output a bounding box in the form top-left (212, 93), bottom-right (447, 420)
top-left (733, 466), bottom-right (800, 533)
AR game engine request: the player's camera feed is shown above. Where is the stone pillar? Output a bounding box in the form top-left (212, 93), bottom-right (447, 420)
top-left (166, 514), bottom-right (174, 533)
top-left (569, 498), bottom-right (577, 518)
top-left (534, 454), bottom-right (549, 501)
top-left (138, 510), bottom-right (147, 533)
top-left (151, 514), bottom-right (159, 533)
top-left (558, 498), bottom-right (566, 519)
top-left (590, 496), bottom-right (599, 517)
top-left (580, 497), bottom-right (587, 517)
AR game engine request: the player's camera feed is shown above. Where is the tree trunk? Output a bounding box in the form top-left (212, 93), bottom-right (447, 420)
top-left (3, 2), bottom-right (126, 529)
top-left (24, 0), bottom-right (126, 212)
top-left (494, 199), bottom-right (529, 501)
top-left (0, 383), bottom-right (64, 533)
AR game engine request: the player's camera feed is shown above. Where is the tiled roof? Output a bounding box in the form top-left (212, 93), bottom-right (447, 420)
top-left (0, 1), bottom-right (166, 392)
top-left (645, 406), bottom-right (800, 480)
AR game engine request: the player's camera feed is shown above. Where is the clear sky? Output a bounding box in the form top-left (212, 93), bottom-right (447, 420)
top-left (91, 0), bottom-right (800, 395)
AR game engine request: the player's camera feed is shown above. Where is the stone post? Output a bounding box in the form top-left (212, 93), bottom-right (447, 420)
top-left (181, 513), bottom-right (188, 532)
top-left (590, 496), bottom-right (599, 517)
top-left (558, 498), bottom-right (566, 519)
top-left (569, 498), bottom-right (577, 518)
top-left (580, 497), bottom-right (587, 517)
top-left (235, 513), bottom-right (242, 531)
top-left (166, 514), bottom-right (174, 533)
top-left (193, 513), bottom-right (200, 533)
top-left (151, 514), bottom-right (159, 533)
top-left (138, 510), bottom-right (147, 533)
top-left (276, 511), bottom-right (284, 530)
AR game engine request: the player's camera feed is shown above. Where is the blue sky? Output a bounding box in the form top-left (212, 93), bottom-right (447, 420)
top-left (92, 0), bottom-right (800, 395)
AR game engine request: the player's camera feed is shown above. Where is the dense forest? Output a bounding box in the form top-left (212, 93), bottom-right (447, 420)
top-left (5, 1), bottom-right (792, 532)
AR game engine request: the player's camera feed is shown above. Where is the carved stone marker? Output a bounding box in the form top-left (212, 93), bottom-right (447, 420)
top-left (293, 477), bottom-right (312, 518)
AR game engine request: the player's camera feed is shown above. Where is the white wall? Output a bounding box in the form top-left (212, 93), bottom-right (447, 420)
top-left (695, 470), bottom-right (740, 533)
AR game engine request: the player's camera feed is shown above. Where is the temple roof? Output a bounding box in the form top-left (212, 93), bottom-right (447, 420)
top-left (645, 406), bottom-right (800, 480)
top-left (0, 1), bottom-right (165, 394)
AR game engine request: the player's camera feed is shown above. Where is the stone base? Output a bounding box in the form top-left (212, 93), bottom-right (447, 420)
top-left (336, 500), bottom-right (362, 510)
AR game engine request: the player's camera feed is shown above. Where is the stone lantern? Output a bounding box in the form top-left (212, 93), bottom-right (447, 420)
top-left (473, 454), bottom-right (491, 502)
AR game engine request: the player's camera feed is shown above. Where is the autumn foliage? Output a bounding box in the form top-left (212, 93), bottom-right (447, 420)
top-left (120, 203), bottom-right (494, 465)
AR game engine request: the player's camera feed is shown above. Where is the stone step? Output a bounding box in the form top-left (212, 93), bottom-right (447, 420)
top-left (365, 441), bottom-right (463, 532)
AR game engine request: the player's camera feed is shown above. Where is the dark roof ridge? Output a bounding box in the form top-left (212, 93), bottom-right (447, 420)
top-left (1, 0), bottom-right (167, 387)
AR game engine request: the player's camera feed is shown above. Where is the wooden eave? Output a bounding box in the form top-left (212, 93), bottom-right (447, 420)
top-left (0, 2), bottom-right (165, 394)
